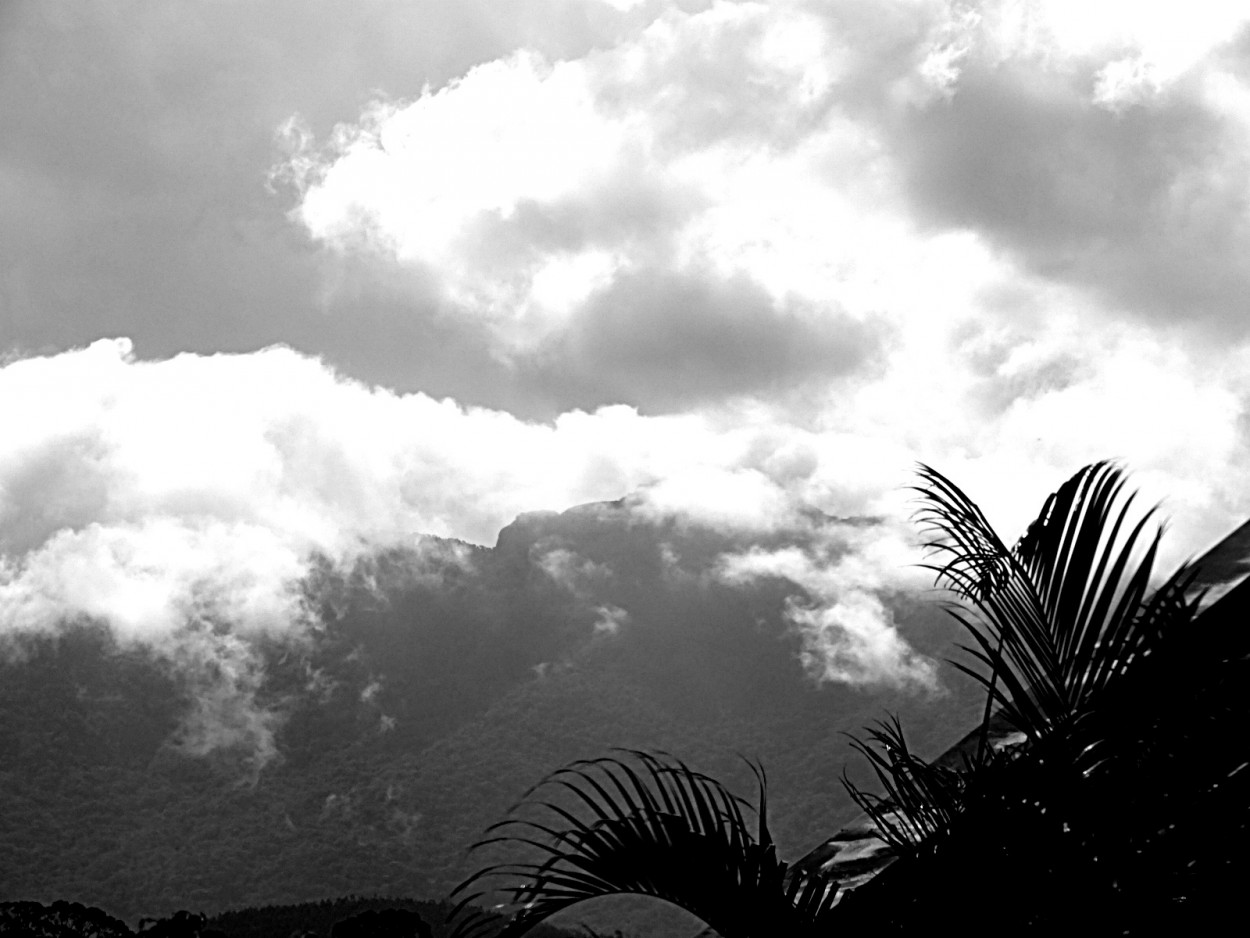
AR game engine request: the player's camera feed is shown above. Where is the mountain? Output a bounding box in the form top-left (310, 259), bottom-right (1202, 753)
top-left (0, 499), bottom-right (983, 935)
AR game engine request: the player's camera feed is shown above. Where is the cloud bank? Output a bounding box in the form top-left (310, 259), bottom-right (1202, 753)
top-left (0, 339), bottom-right (948, 761)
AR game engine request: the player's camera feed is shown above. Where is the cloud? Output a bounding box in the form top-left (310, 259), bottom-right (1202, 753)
top-left (535, 545), bottom-right (619, 613)
top-left (0, 336), bottom-right (1009, 730)
top-left (277, 0), bottom-right (1250, 428)
top-left (0, 0), bottom-right (657, 415)
top-left (0, 339), bottom-right (916, 757)
top-left (279, 2), bottom-right (885, 406)
top-left (874, 2), bottom-right (1250, 328)
top-left (717, 524), bottom-right (939, 690)
top-left (525, 266), bottom-right (884, 410)
top-left (2, 321), bottom-right (1247, 750)
top-left (591, 603), bottom-right (631, 636)
top-left (167, 628), bottom-right (285, 775)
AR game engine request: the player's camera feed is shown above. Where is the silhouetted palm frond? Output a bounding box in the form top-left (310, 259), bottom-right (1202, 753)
top-left (448, 750), bottom-right (839, 938)
top-left (912, 460), bottom-right (1199, 756)
top-left (836, 460), bottom-right (1245, 933)
top-left (841, 716), bottom-right (967, 852)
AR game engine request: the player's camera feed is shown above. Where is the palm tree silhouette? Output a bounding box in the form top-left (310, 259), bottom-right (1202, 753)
top-left (450, 462), bottom-right (1248, 936)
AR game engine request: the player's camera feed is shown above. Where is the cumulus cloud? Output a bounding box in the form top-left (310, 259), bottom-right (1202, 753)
top-left (276, 0), bottom-right (1250, 417)
top-left (278, 2), bottom-right (885, 406)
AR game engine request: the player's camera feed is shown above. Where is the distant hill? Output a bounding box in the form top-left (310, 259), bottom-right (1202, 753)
top-left (0, 500), bottom-right (983, 935)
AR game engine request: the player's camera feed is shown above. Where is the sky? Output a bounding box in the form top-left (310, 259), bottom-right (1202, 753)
top-left (3, 0), bottom-right (1250, 755)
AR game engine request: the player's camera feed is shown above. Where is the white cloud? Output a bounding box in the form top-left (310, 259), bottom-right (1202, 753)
top-left (1023, 0), bottom-right (1248, 88)
top-left (537, 546), bottom-right (614, 595)
top-left (589, 0), bottom-right (649, 11)
top-left (275, 0), bottom-right (1250, 418)
top-left (277, 0), bottom-right (880, 378)
top-left (592, 603), bottom-right (630, 635)
top-left (717, 524), bottom-right (938, 690)
top-left (0, 339), bottom-right (901, 646)
top-left (282, 48), bottom-right (647, 347)
top-left (167, 628), bottom-right (283, 775)
top-left (633, 467), bottom-right (803, 533)
top-left (0, 338), bottom-right (958, 756)
top-left (787, 593), bottom-right (932, 689)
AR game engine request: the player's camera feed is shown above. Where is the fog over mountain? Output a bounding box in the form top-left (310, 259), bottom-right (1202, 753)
top-left (0, 340), bottom-right (951, 774)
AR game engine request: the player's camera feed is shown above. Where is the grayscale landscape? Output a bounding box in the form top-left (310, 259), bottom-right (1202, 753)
top-left (0, 2), bottom-right (1247, 936)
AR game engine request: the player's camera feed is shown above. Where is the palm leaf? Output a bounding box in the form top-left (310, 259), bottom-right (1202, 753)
top-left (912, 460), bottom-right (1196, 753)
top-left (448, 750), bottom-right (840, 938)
top-left (831, 460), bottom-right (1236, 932)
top-left (841, 716), bottom-right (968, 852)
top-left (839, 464), bottom-right (1205, 886)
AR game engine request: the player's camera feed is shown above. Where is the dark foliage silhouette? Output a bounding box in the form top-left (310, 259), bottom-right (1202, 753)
top-left (839, 714), bottom-right (966, 852)
top-left (833, 461), bottom-right (1247, 933)
top-left (331, 907), bottom-right (432, 938)
top-left (199, 896), bottom-right (582, 938)
top-left (0, 900), bottom-right (133, 938)
top-left (137, 910), bottom-right (225, 938)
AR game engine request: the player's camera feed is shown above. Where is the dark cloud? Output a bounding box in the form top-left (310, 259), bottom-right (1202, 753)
top-left (493, 177), bottom-right (704, 258)
top-left (893, 55), bottom-right (1250, 329)
top-left (519, 267), bottom-right (886, 412)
